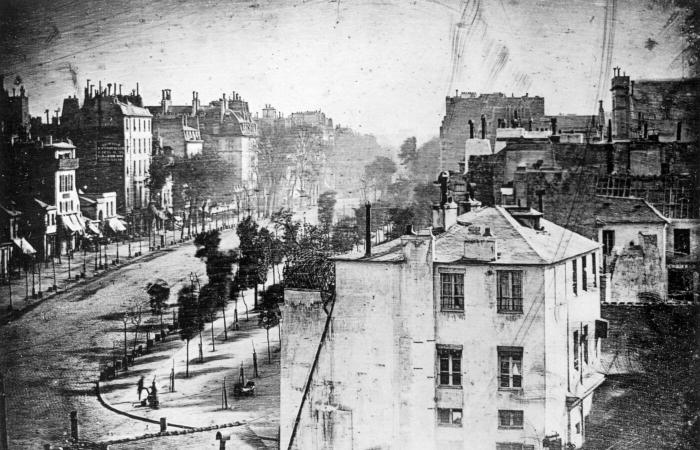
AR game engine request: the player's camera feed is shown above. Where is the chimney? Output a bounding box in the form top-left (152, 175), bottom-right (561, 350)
top-left (45, 109), bottom-right (49, 124)
top-left (607, 119), bottom-right (612, 143)
top-left (676, 121), bottom-right (682, 141)
top-left (220, 93), bottom-right (226, 123)
top-left (98, 80), bottom-right (102, 94)
top-left (468, 120), bottom-right (474, 139)
top-left (365, 202), bottom-right (372, 257)
top-left (481, 115), bottom-right (486, 139)
top-left (107, 83), bottom-right (112, 95)
top-left (550, 117), bottom-right (557, 134)
top-left (536, 189), bottom-right (545, 213)
top-left (136, 82), bottom-right (139, 96)
top-left (119, 84), bottom-right (122, 95)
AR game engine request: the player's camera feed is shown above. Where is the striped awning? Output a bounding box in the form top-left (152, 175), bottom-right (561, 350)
top-left (12, 238), bottom-right (36, 255)
top-left (61, 214), bottom-right (85, 234)
top-left (107, 217), bottom-right (127, 232)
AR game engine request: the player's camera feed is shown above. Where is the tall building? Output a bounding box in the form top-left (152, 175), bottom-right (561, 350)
top-left (282, 197), bottom-right (606, 449)
top-left (60, 81), bottom-right (152, 215)
top-left (198, 91), bottom-right (258, 191)
top-left (147, 90), bottom-right (203, 159)
top-left (440, 92), bottom-right (545, 168)
top-left (610, 67), bottom-right (699, 142)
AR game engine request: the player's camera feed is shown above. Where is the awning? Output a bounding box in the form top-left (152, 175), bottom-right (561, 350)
top-left (85, 221), bottom-right (103, 237)
top-left (107, 217), bottom-right (127, 232)
top-left (150, 204), bottom-right (168, 220)
top-left (12, 238), bottom-right (36, 255)
top-left (61, 214), bottom-right (84, 234)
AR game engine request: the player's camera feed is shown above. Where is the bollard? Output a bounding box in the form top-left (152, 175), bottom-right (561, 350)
top-left (215, 431), bottom-right (231, 449)
top-left (70, 410), bottom-right (78, 440)
top-left (160, 417), bottom-right (167, 433)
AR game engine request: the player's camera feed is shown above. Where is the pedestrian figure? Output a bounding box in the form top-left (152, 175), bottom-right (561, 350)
top-left (137, 375), bottom-right (145, 401)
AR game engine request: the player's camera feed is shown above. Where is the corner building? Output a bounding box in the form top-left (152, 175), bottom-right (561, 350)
top-left (282, 206), bottom-right (607, 450)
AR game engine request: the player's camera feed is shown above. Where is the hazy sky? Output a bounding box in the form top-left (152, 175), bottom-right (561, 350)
top-left (0, 0), bottom-right (691, 145)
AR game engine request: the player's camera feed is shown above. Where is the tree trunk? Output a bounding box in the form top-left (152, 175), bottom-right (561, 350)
top-left (199, 331), bottom-right (203, 362)
top-left (186, 339), bottom-right (190, 378)
top-left (210, 318), bottom-right (215, 352)
top-left (266, 327), bottom-right (271, 363)
top-left (254, 283), bottom-right (258, 310)
top-left (222, 306), bottom-right (227, 340)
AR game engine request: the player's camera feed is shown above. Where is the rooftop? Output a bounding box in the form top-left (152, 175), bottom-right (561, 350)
top-left (337, 206), bottom-right (599, 265)
top-left (117, 101), bottom-right (152, 117)
top-left (593, 196), bottom-right (669, 225)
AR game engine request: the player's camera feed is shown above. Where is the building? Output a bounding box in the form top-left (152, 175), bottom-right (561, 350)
top-left (147, 90), bottom-right (203, 159)
top-left (198, 91), bottom-right (258, 190)
top-left (60, 80), bottom-right (152, 217)
top-left (0, 75), bottom-right (30, 139)
top-left (610, 67), bottom-right (699, 142)
top-left (7, 138), bottom-right (84, 260)
top-left (282, 196), bottom-right (607, 449)
top-left (440, 92), bottom-right (546, 168)
top-left (0, 204), bottom-right (28, 283)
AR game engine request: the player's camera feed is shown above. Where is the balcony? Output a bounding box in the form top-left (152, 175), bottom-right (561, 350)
top-left (56, 158), bottom-right (79, 171)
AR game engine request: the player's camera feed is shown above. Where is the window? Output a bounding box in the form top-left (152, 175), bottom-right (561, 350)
top-left (581, 256), bottom-right (587, 291)
top-left (440, 272), bottom-right (464, 310)
top-left (582, 325), bottom-right (589, 364)
top-left (592, 253), bottom-right (597, 287)
top-left (602, 230), bottom-right (615, 255)
top-left (497, 444), bottom-right (534, 450)
top-left (498, 347), bottom-right (522, 389)
top-left (674, 229), bottom-right (690, 255)
top-left (497, 271), bottom-right (523, 313)
top-left (437, 347), bottom-right (462, 386)
top-left (498, 410), bottom-right (524, 429)
top-left (572, 259), bottom-right (578, 295)
top-left (437, 408), bottom-right (462, 426)
top-left (573, 330), bottom-right (579, 371)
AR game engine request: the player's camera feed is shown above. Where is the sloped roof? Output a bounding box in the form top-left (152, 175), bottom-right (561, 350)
top-left (593, 196), bottom-right (669, 225)
top-left (117, 101), bottom-right (152, 117)
top-left (337, 206), bottom-right (599, 265)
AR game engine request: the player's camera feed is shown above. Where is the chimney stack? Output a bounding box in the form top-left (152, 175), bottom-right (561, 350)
top-left (365, 202), bottom-right (372, 257)
top-left (45, 109), bottom-right (49, 124)
top-left (536, 189), bottom-right (545, 213)
top-left (136, 82), bottom-right (139, 96)
top-left (468, 120), bottom-right (474, 139)
top-left (550, 117), bottom-right (557, 135)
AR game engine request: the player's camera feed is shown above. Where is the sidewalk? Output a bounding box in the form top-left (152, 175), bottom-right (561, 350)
top-left (0, 221), bottom-right (236, 322)
top-left (97, 288), bottom-right (280, 448)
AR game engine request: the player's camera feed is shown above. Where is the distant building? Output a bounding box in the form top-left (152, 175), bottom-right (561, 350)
top-left (440, 92), bottom-right (545, 168)
top-left (8, 138), bottom-right (84, 260)
top-left (610, 67), bottom-right (699, 142)
top-left (147, 90), bottom-right (203, 159)
top-left (60, 80), bottom-right (152, 217)
top-left (0, 75), bottom-right (30, 139)
top-left (0, 204), bottom-right (25, 282)
top-left (198, 91), bottom-right (258, 191)
top-left (282, 195), bottom-right (606, 449)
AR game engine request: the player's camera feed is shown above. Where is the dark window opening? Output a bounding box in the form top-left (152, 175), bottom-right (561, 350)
top-left (674, 229), bottom-right (690, 255)
top-left (602, 230), bottom-right (615, 255)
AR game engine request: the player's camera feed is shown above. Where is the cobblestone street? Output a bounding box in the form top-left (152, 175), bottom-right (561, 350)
top-left (0, 227), bottom-right (280, 449)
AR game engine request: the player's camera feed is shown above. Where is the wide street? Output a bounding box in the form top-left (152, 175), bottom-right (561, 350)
top-left (0, 227), bottom-right (278, 449)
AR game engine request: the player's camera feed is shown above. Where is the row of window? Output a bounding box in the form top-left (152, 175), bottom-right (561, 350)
top-left (438, 346), bottom-right (522, 389)
top-left (125, 117), bottom-right (151, 133)
top-left (126, 159), bottom-right (149, 177)
top-left (571, 253), bottom-right (597, 295)
top-left (125, 137), bottom-right (151, 154)
top-left (58, 200), bottom-right (74, 214)
top-left (440, 271), bottom-right (523, 313)
top-left (603, 228), bottom-right (691, 256)
top-left (437, 407), bottom-right (525, 430)
top-left (58, 174), bottom-right (74, 193)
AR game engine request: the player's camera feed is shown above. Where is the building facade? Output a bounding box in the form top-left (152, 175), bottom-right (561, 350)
top-left (282, 205), bottom-right (606, 449)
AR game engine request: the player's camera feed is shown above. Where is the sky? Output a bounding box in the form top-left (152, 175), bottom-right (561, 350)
top-left (0, 0), bottom-right (691, 146)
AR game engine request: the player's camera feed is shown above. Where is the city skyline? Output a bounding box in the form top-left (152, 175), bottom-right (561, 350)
top-left (0, 0), bottom-right (692, 146)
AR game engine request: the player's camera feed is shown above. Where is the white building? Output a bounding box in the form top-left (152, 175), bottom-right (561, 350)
top-left (282, 204), bottom-right (607, 450)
